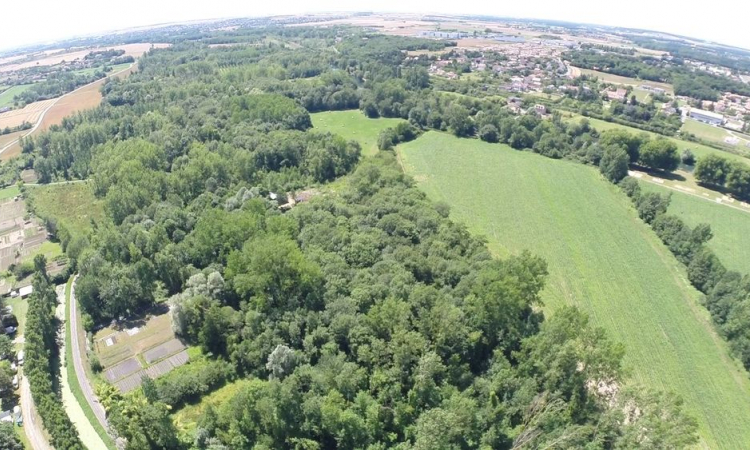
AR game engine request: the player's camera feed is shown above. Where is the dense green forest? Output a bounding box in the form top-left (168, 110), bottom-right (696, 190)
top-left (12, 27), bottom-right (703, 449)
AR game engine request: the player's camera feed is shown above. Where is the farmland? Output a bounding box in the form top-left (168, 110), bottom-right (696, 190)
top-left (642, 181), bottom-right (750, 274)
top-left (0, 98), bottom-right (56, 129)
top-left (398, 131), bottom-right (750, 449)
top-left (93, 311), bottom-right (189, 393)
top-left (311, 110), bottom-right (406, 156)
top-left (0, 84), bottom-right (33, 108)
top-left (575, 67), bottom-right (674, 93)
top-left (682, 118), bottom-right (750, 146)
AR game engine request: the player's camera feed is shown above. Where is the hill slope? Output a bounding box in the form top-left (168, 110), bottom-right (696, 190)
top-left (398, 131), bottom-right (750, 449)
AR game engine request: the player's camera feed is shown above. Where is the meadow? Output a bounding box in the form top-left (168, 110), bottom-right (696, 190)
top-left (0, 84), bottom-right (33, 108)
top-left (576, 67), bottom-right (674, 93)
top-left (681, 118), bottom-right (750, 146)
top-left (311, 110), bottom-right (405, 156)
top-left (26, 182), bottom-right (104, 241)
top-left (642, 182), bottom-right (750, 274)
top-left (398, 131), bottom-right (750, 449)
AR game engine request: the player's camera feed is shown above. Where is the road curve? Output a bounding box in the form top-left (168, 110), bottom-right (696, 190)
top-left (20, 378), bottom-right (53, 450)
top-left (0, 63), bottom-right (134, 157)
top-left (69, 276), bottom-right (110, 433)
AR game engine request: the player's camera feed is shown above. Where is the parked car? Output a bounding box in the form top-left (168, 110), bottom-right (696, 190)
top-left (16, 351), bottom-right (23, 366)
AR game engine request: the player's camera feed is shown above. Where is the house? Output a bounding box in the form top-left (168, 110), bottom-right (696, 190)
top-left (534, 104), bottom-right (547, 115)
top-left (0, 410), bottom-right (11, 423)
top-left (606, 88), bottom-right (628, 101)
top-left (18, 286), bottom-right (32, 299)
top-left (690, 108), bottom-right (724, 126)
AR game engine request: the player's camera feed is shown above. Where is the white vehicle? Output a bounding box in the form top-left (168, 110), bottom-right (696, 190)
top-left (11, 375), bottom-right (18, 389)
top-left (16, 351), bottom-right (23, 366)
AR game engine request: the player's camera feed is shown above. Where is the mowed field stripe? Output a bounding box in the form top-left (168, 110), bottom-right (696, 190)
top-left (398, 131), bottom-right (750, 449)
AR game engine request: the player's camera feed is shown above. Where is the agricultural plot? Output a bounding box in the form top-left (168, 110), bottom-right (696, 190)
top-left (575, 67), bottom-right (674, 93)
top-left (641, 182), bottom-right (750, 274)
top-left (0, 84), bottom-right (33, 108)
top-left (0, 197), bottom-right (50, 272)
top-left (94, 312), bottom-right (188, 392)
top-left (398, 131), bottom-right (750, 449)
top-left (26, 183), bottom-right (104, 241)
top-left (311, 110), bottom-right (406, 157)
top-left (681, 118), bottom-right (750, 146)
top-left (0, 98), bottom-right (57, 129)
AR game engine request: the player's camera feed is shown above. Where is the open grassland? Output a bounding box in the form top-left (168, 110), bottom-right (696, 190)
top-left (311, 110), bottom-right (406, 156)
top-left (398, 132), bottom-right (750, 449)
top-left (0, 185), bottom-right (19, 200)
top-left (26, 182), bottom-right (104, 240)
top-left (567, 113), bottom-right (750, 164)
top-left (642, 182), bottom-right (750, 274)
top-left (0, 84), bottom-right (33, 108)
top-left (575, 67), bottom-right (674, 93)
top-left (682, 118), bottom-right (750, 145)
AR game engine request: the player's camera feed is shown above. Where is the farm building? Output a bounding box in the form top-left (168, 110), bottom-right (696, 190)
top-left (689, 108), bottom-right (724, 125)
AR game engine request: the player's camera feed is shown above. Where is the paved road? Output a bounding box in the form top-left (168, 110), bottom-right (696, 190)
top-left (20, 377), bottom-right (52, 450)
top-left (70, 277), bottom-right (110, 433)
top-left (0, 64), bottom-right (134, 157)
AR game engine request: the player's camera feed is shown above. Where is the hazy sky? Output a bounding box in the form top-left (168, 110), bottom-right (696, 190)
top-left (2, 0), bottom-right (750, 51)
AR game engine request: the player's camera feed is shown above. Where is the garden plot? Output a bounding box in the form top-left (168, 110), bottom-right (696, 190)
top-left (94, 310), bottom-right (189, 392)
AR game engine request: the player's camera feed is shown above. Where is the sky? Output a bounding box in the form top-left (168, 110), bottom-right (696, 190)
top-left (1, 0), bottom-right (750, 51)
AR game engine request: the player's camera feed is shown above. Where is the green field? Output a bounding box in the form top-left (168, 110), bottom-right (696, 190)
top-left (398, 132), bottom-right (750, 449)
top-left (567, 113), bottom-right (750, 164)
top-left (0, 185), bottom-right (19, 201)
top-left (642, 182), bottom-right (750, 274)
top-left (577, 67), bottom-right (674, 93)
top-left (172, 379), bottom-right (254, 437)
top-left (26, 182), bottom-right (104, 240)
top-left (0, 84), bottom-right (33, 108)
top-left (72, 62), bottom-right (132, 77)
top-left (681, 118), bottom-right (750, 146)
top-left (311, 110), bottom-right (406, 157)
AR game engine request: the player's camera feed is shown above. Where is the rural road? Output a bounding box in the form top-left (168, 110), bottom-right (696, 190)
top-left (70, 277), bottom-right (110, 436)
top-left (20, 378), bottom-right (52, 450)
top-left (0, 63), bottom-right (134, 157)
top-left (57, 284), bottom-right (108, 450)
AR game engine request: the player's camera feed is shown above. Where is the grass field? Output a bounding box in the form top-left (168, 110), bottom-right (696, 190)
top-left (311, 110), bottom-right (406, 157)
top-left (398, 132), bottom-right (750, 449)
top-left (576, 67), bottom-right (674, 93)
top-left (26, 182), bottom-right (104, 240)
top-left (566, 113), bottom-right (750, 164)
top-left (0, 84), bottom-right (33, 108)
top-left (641, 182), bottom-right (750, 274)
top-left (72, 62), bottom-right (133, 77)
top-left (682, 118), bottom-right (750, 146)
top-left (0, 185), bottom-right (19, 200)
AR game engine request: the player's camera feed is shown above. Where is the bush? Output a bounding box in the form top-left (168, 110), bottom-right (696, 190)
top-left (636, 191), bottom-right (671, 224)
top-left (619, 177), bottom-right (642, 199)
top-left (681, 149), bottom-right (695, 165)
top-left (478, 124), bottom-right (499, 143)
top-left (156, 358), bottom-right (234, 408)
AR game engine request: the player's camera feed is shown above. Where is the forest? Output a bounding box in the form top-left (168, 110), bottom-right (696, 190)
top-left (12, 26), bottom-right (702, 449)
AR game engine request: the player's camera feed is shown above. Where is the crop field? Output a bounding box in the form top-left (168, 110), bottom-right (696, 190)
top-left (575, 67), bottom-right (674, 93)
top-left (0, 98), bottom-right (56, 129)
top-left (398, 131), bottom-right (750, 448)
top-left (0, 84), bottom-right (33, 108)
top-left (311, 110), bottom-right (406, 157)
top-left (641, 182), bottom-right (750, 274)
top-left (26, 182), bottom-right (104, 241)
top-left (93, 312), bottom-right (189, 392)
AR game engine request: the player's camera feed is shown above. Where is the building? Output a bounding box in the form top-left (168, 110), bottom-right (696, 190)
top-left (689, 108), bottom-right (724, 125)
top-left (534, 104), bottom-right (547, 115)
top-left (18, 285), bottom-right (32, 299)
top-left (606, 88), bottom-right (628, 101)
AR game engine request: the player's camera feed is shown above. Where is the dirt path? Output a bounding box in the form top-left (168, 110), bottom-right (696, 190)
top-left (20, 378), bottom-right (52, 450)
top-left (56, 285), bottom-right (108, 450)
top-left (70, 277), bottom-right (110, 433)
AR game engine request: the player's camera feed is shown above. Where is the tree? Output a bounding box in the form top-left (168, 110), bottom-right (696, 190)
top-left (0, 422), bottom-right (23, 450)
top-left (266, 344), bottom-right (297, 379)
top-left (0, 336), bottom-right (12, 360)
top-left (726, 162), bottom-right (750, 198)
top-left (446, 104), bottom-right (474, 137)
top-left (681, 149), bottom-right (695, 165)
top-left (599, 145), bottom-right (630, 182)
top-left (687, 248), bottom-right (726, 293)
top-left (694, 154), bottom-right (731, 186)
top-left (478, 124), bottom-right (499, 143)
top-left (638, 139), bottom-right (680, 172)
top-left (636, 192), bottom-right (671, 224)
top-left (599, 128), bottom-right (647, 163)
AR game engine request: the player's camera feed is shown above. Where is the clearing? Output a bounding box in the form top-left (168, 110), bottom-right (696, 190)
top-left (682, 118), bottom-right (750, 147)
top-left (172, 379), bottom-right (254, 437)
top-left (574, 67), bottom-right (674, 93)
top-left (398, 131), bottom-right (750, 449)
top-left (311, 110), bottom-right (406, 157)
top-left (26, 182), bottom-right (104, 241)
top-left (642, 182), bottom-right (750, 274)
